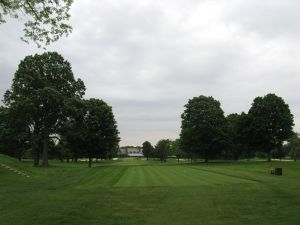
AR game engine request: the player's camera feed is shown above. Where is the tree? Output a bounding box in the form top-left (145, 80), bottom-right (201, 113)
top-left (169, 139), bottom-right (184, 162)
top-left (180, 95), bottom-right (227, 162)
top-left (52, 136), bottom-right (73, 162)
top-left (284, 133), bottom-right (300, 162)
top-left (225, 114), bottom-right (239, 159)
top-left (0, 0), bottom-right (73, 47)
top-left (226, 113), bottom-right (254, 160)
top-left (142, 141), bottom-right (153, 160)
top-left (81, 98), bottom-right (120, 167)
top-left (4, 52), bottom-right (85, 166)
top-left (155, 139), bottom-right (171, 162)
top-left (59, 98), bottom-right (86, 162)
top-left (0, 106), bottom-right (30, 160)
top-left (248, 93), bottom-right (294, 161)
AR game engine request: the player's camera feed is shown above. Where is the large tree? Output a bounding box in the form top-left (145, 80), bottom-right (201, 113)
top-left (248, 93), bottom-right (294, 161)
top-left (81, 98), bottom-right (120, 167)
top-left (0, 0), bottom-right (73, 47)
top-left (142, 141), bottom-right (153, 160)
top-left (180, 95), bottom-right (227, 162)
top-left (4, 52), bottom-right (85, 166)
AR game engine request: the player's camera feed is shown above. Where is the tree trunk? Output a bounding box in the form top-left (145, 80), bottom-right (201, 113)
top-left (147, 156), bottom-right (148, 160)
top-left (42, 130), bottom-right (49, 167)
top-left (88, 157), bottom-right (92, 167)
top-left (205, 158), bottom-right (208, 163)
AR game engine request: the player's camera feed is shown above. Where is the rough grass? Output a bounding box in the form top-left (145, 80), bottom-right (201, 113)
top-left (1, 154), bottom-right (300, 225)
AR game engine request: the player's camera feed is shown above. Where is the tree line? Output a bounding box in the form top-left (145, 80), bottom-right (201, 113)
top-left (1, 53), bottom-right (299, 166)
top-left (0, 52), bottom-right (120, 167)
top-left (142, 94), bottom-right (299, 162)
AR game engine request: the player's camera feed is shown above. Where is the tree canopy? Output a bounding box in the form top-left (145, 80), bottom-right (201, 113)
top-left (180, 95), bottom-right (227, 162)
top-left (284, 133), bottom-right (300, 161)
top-left (0, 106), bottom-right (30, 159)
top-left (248, 93), bottom-right (294, 160)
top-left (0, 0), bottom-right (73, 47)
top-left (80, 98), bottom-right (120, 167)
top-left (155, 139), bottom-right (171, 162)
top-left (142, 141), bottom-right (153, 160)
top-left (4, 52), bottom-right (85, 166)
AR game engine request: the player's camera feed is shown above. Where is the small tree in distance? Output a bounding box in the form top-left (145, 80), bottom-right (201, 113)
top-left (142, 141), bottom-right (153, 160)
top-left (155, 139), bottom-right (171, 162)
top-left (169, 139), bottom-right (184, 163)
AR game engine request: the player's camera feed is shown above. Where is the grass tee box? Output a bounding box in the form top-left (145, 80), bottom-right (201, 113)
top-left (1, 155), bottom-right (300, 225)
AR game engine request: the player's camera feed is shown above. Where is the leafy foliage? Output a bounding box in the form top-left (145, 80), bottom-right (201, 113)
top-left (169, 139), bottom-right (184, 161)
top-left (180, 95), bottom-right (227, 162)
top-left (248, 93), bottom-right (294, 159)
top-left (0, 0), bottom-right (73, 47)
top-left (226, 113), bottom-right (254, 160)
top-left (155, 139), bottom-right (171, 162)
top-left (284, 133), bottom-right (300, 161)
top-left (4, 52), bottom-right (85, 166)
top-left (0, 106), bottom-right (30, 159)
top-left (142, 141), bottom-right (153, 160)
top-left (78, 98), bottom-right (120, 167)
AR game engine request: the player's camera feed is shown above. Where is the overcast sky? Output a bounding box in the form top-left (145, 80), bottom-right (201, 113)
top-left (0, 0), bottom-right (299, 146)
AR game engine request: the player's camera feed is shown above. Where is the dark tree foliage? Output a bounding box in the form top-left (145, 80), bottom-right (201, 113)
top-left (81, 98), bottom-right (120, 167)
top-left (169, 139), bottom-right (185, 162)
top-left (180, 95), bottom-right (227, 162)
top-left (248, 93), bottom-right (294, 161)
top-left (225, 113), bottom-right (239, 159)
top-left (226, 113), bottom-right (254, 160)
top-left (59, 98), bottom-right (86, 162)
top-left (0, 0), bottom-right (73, 47)
top-left (235, 112), bottom-right (255, 159)
top-left (52, 136), bottom-right (73, 162)
top-left (0, 106), bottom-right (30, 160)
top-left (155, 139), bottom-right (171, 162)
top-left (4, 52), bottom-right (85, 166)
top-left (283, 133), bottom-right (300, 162)
top-left (142, 141), bottom-right (153, 160)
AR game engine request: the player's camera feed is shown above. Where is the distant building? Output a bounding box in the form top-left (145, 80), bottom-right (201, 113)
top-left (119, 147), bottom-right (143, 157)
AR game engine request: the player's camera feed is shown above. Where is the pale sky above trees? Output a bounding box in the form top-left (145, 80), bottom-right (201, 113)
top-left (0, 0), bottom-right (299, 145)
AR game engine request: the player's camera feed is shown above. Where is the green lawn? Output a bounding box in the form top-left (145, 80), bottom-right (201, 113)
top-left (1, 155), bottom-right (300, 225)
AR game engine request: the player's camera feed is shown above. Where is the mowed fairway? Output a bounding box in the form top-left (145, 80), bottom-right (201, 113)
top-left (1, 155), bottom-right (300, 225)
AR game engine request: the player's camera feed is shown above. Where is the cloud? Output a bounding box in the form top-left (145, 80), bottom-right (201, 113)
top-left (0, 0), bottom-right (299, 145)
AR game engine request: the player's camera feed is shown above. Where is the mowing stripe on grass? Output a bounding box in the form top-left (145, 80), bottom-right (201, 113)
top-left (114, 165), bottom-right (255, 187)
top-left (184, 165), bottom-right (261, 183)
top-left (107, 166), bottom-right (129, 186)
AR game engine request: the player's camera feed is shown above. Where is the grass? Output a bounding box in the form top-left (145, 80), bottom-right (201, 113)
top-left (1, 155), bottom-right (300, 225)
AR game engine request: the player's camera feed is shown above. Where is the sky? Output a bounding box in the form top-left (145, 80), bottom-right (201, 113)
top-left (0, 0), bottom-right (299, 146)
